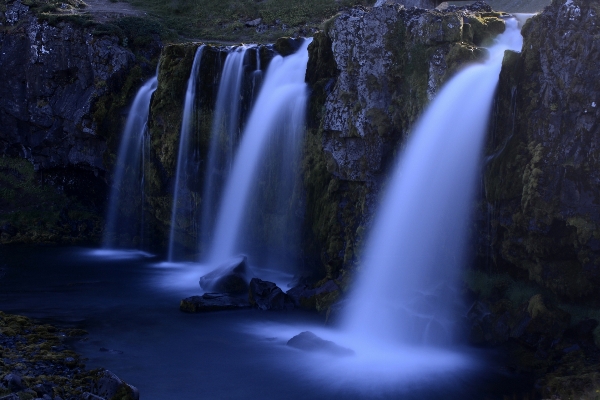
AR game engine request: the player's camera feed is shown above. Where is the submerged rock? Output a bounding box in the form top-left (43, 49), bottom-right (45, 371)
top-left (287, 331), bottom-right (355, 357)
top-left (180, 293), bottom-right (251, 312)
top-left (199, 255), bottom-right (251, 294)
top-left (248, 278), bottom-right (294, 310)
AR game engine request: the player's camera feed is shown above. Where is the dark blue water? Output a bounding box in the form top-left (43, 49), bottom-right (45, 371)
top-left (0, 245), bottom-right (533, 399)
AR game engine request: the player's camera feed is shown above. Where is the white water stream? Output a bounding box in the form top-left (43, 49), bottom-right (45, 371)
top-left (167, 46), bottom-right (205, 261)
top-left (208, 39), bottom-right (312, 264)
top-left (103, 75), bottom-right (158, 248)
top-left (341, 18), bottom-right (524, 349)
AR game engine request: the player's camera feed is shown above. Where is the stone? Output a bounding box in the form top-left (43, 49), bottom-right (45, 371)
top-left (248, 278), bottom-right (294, 310)
top-left (287, 279), bottom-right (340, 312)
top-left (245, 18), bottom-right (262, 27)
top-left (81, 393), bottom-right (105, 400)
top-left (0, 223), bottom-right (17, 236)
top-left (2, 372), bottom-right (24, 391)
top-left (374, 0), bottom-right (442, 8)
top-left (180, 293), bottom-right (251, 312)
top-left (273, 37), bottom-right (303, 56)
top-left (199, 256), bottom-right (251, 294)
top-left (287, 331), bottom-right (355, 357)
top-left (89, 369), bottom-right (139, 400)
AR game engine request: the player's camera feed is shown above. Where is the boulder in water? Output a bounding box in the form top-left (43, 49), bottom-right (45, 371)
top-left (199, 255), bottom-right (250, 294)
top-left (287, 331), bottom-right (355, 357)
top-left (180, 293), bottom-right (251, 312)
top-left (248, 278), bottom-right (294, 310)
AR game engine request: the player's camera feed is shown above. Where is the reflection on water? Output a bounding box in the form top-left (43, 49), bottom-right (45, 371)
top-left (0, 246), bottom-right (531, 399)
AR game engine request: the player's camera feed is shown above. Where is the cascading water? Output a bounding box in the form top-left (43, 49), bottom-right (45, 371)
top-left (103, 75), bottom-right (158, 249)
top-left (199, 45), bottom-right (253, 253)
top-left (342, 18), bottom-right (524, 348)
top-left (167, 46), bottom-right (205, 261)
top-left (207, 39), bottom-right (312, 265)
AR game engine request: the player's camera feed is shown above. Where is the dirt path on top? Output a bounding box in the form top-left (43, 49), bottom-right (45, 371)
top-left (79, 0), bottom-right (147, 22)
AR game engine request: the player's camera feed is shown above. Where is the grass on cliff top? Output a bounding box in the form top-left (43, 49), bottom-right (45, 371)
top-left (118, 0), bottom-right (371, 42)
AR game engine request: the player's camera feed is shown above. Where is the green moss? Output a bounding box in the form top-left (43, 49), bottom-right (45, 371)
top-left (123, 0), bottom-right (370, 42)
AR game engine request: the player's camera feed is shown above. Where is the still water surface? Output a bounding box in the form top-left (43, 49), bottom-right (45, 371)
top-left (0, 245), bottom-right (530, 399)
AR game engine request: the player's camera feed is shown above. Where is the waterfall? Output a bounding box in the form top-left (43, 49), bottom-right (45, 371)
top-left (342, 19), bottom-right (523, 346)
top-left (207, 39), bottom-right (312, 265)
top-left (103, 75), bottom-right (158, 249)
top-left (167, 46), bottom-right (205, 261)
top-left (199, 45), bottom-right (253, 254)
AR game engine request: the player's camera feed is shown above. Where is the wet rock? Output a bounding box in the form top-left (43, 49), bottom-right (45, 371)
top-left (481, 0), bottom-right (600, 300)
top-left (81, 393), bottom-right (105, 400)
top-left (2, 372), bottom-right (24, 391)
top-left (287, 280), bottom-right (340, 312)
top-left (248, 278), bottom-right (294, 310)
top-left (0, 224), bottom-right (17, 236)
top-left (273, 37), bottom-right (303, 56)
top-left (32, 383), bottom-right (53, 397)
top-left (325, 299), bottom-right (347, 325)
top-left (199, 256), bottom-right (250, 294)
top-left (180, 293), bottom-right (251, 312)
top-left (287, 331), bottom-right (355, 357)
top-left (90, 369), bottom-right (139, 400)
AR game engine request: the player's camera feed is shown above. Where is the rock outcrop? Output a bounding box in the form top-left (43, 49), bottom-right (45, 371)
top-left (482, 0), bottom-right (600, 301)
top-left (0, 0), bottom-right (161, 244)
top-left (302, 2), bottom-right (504, 280)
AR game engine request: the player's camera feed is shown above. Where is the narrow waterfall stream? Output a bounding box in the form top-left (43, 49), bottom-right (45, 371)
top-left (199, 46), bottom-right (253, 256)
top-left (167, 46), bottom-right (205, 261)
top-left (103, 75), bottom-right (158, 249)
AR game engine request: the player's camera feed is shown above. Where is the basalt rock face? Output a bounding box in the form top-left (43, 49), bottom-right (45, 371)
top-left (471, 0), bottom-right (600, 394)
top-left (303, 3), bottom-right (503, 284)
top-left (481, 0), bottom-right (600, 300)
top-left (0, 1), bottom-right (160, 244)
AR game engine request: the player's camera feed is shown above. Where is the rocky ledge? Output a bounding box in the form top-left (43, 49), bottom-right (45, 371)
top-left (0, 311), bottom-right (138, 400)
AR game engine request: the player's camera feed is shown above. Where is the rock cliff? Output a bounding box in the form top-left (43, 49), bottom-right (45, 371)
top-left (0, 0), bottom-right (160, 244)
top-left (303, 2), bottom-right (505, 282)
top-left (469, 0), bottom-right (600, 394)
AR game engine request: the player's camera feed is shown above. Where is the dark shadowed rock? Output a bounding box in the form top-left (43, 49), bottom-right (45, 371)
top-left (89, 369), bottom-right (139, 400)
top-left (180, 293), bottom-right (251, 313)
top-left (199, 256), bottom-right (250, 294)
top-left (287, 279), bottom-right (340, 312)
top-left (287, 331), bottom-right (355, 357)
top-left (2, 372), bottom-right (24, 391)
top-left (273, 37), bottom-right (303, 56)
top-left (248, 278), bottom-right (294, 310)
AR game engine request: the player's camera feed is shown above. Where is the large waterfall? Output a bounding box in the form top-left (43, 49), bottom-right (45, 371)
top-left (103, 75), bottom-right (158, 249)
top-left (167, 46), bottom-right (205, 261)
top-left (342, 19), bottom-right (524, 346)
